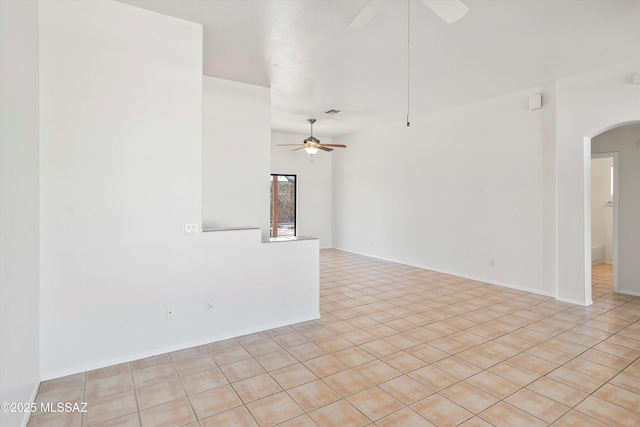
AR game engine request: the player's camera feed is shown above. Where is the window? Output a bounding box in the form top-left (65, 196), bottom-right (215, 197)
top-left (270, 174), bottom-right (296, 237)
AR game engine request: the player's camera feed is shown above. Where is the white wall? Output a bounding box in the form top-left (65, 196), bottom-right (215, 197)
top-left (39, 0), bottom-right (318, 378)
top-left (0, 1), bottom-right (41, 426)
top-left (590, 157), bottom-right (613, 264)
top-left (333, 85), bottom-right (556, 296)
top-left (592, 126), bottom-right (640, 295)
top-left (556, 59), bottom-right (640, 304)
top-left (202, 77), bottom-right (271, 239)
top-left (271, 131), bottom-right (333, 248)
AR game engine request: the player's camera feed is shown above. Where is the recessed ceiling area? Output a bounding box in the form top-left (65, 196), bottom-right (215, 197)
top-left (118, 0), bottom-right (640, 137)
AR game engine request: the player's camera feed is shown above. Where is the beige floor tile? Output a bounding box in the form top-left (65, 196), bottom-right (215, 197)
top-left (130, 354), bottom-right (171, 371)
top-left (610, 372), bottom-right (640, 394)
top-left (131, 362), bottom-right (177, 388)
top-left (353, 360), bottom-right (401, 384)
top-left (87, 363), bottom-right (131, 382)
top-left (254, 350), bottom-right (298, 372)
top-left (135, 377), bottom-right (185, 410)
top-left (247, 392), bottom-right (304, 427)
top-left (526, 376), bottom-right (588, 407)
top-left (346, 386), bottom-right (403, 421)
top-left (409, 365), bottom-right (460, 391)
top-left (623, 359), bottom-right (640, 377)
top-left (406, 344), bottom-right (449, 364)
top-left (456, 416), bottom-right (495, 427)
top-left (275, 414), bottom-right (319, 427)
top-left (433, 356), bottom-right (483, 380)
top-left (358, 339), bottom-right (400, 358)
top-left (288, 342), bottom-right (328, 362)
top-left (547, 366), bottom-right (605, 393)
top-left (594, 383), bottom-right (640, 413)
top-left (199, 406), bottom-right (258, 427)
top-left (304, 354), bottom-right (349, 378)
top-left (466, 371), bottom-right (521, 399)
top-left (173, 353), bottom-right (216, 376)
top-left (341, 329), bottom-right (377, 345)
top-left (205, 337), bottom-right (240, 353)
top-left (139, 397), bottom-right (195, 427)
top-left (376, 407), bottom-right (436, 427)
top-left (487, 361), bottom-right (541, 386)
top-left (316, 335), bottom-right (355, 353)
top-left (220, 358), bottom-right (265, 382)
top-left (90, 413), bottom-right (140, 427)
top-left (211, 345), bottom-right (252, 366)
top-left (323, 369), bottom-right (373, 397)
top-left (271, 363), bottom-right (318, 390)
top-left (243, 339), bottom-right (283, 357)
top-left (455, 349), bottom-right (503, 370)
top-left (189, 384), bottom-right (243, 419)
top-left (34, 385), bottom-right (84, 413)
top-left (379, 375), bottom-right (433, 405)
top-left (575, 395), bottom-right (640, 427)
top-left (288, 379), bottom-right (341, 412)
top-left (334, 347), bottom-right (376, 367)
top-left (170, 345), bottom-right (207, 361)
top-left (38, 373), bottom-right (86, 395)
top-left (181, 367), bottom-right (228, 395)
top-left (563, 358), bottom-right (619, 382)
top-left (411, 394), bottom-right (473, 427)
top-left (579, 348), bottom-right (634, 370)
top-left (479, 401), bottom-right (547, 427)
top-left (440, 381), bottom-right (499, 414)
top-left (507, 352), bottom-right (558, 375)
top-left (309, 400), bottom-right (369, 427)
top-left (381, 351), bottom-right (426, 373)
top-left (505, 388), bottom-right (569, 423)
top-left (83, 391), bottom-right (138, 426)
top-left (232, 373), bottom-right (282, 403)
top-left (28, 411), bottom-right (82, 427)
top-left (237, 332), bottom-right (271, 345)
top-left (593, 341), bottom-right (638, 360)
top-left (272, 332), bottom-right (311, 349)
top-left (86, 373), bottom-right (134, 403)
top-left (553, 409), bottom-right (611, 427)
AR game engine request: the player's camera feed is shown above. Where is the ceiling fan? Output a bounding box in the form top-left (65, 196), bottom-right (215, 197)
top-left (277, 119), bottom-right (346, 159)
top-left (349, 0), bottom-right (468, 28)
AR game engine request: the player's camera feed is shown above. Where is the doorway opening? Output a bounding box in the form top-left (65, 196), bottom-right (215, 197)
top-left (270, 174), bottom-right (296, 238)
top-left (590, 153), bottom-right (617, 295)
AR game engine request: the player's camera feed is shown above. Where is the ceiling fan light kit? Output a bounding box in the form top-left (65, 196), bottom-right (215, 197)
top-left (276, 118), bottom-right (347, 161)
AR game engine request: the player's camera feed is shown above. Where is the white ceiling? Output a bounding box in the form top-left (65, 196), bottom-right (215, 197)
top-left (118, 0), bottom-right (640, 138)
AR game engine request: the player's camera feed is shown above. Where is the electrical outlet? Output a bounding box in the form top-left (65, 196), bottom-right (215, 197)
top-left (204, 302), bottom-right (213, 313)
top-left (184, 223), bottom-right (198, 235)
top-left (166, 305), bottom-right (175, 319)
top-left (489, 259), bottom-right (495, 267)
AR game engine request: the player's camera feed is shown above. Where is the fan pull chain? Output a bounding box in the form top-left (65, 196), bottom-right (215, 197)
top-left (406, 0), bottom-right (411, 127)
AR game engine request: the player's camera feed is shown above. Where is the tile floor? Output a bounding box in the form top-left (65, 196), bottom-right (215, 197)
top-left (28, 251), bottom-right (639, 427)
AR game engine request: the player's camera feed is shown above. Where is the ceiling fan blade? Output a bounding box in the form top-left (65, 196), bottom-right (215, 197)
top-left (422, 0), bottom-right (468, 23)
top-left (348, 0), bottom-right (384, 29)
top-left (322, 144), bottom-right (347, 148)
top-left (277, 144), bottom-right (304, 146)
top-left (292, 147), bottom-right (306, 151)
top-left (318, 146), bottom-right (334, 152)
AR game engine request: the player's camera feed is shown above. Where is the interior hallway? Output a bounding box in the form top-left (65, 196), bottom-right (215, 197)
top-left (593, 263), bottom-right (614, 298)
top-left (28, 250), bottom-right (640, 427)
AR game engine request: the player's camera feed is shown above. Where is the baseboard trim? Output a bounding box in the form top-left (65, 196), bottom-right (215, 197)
top-left (40, 313), bottom-right (321, 381)
top-left (328, 247), bottom-right (555, 299)
top-left (556, 296), bottom-right (593, 306)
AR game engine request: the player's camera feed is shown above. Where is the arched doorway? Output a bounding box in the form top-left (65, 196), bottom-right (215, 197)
top-left (585, 121), bottom-right (640, 299)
